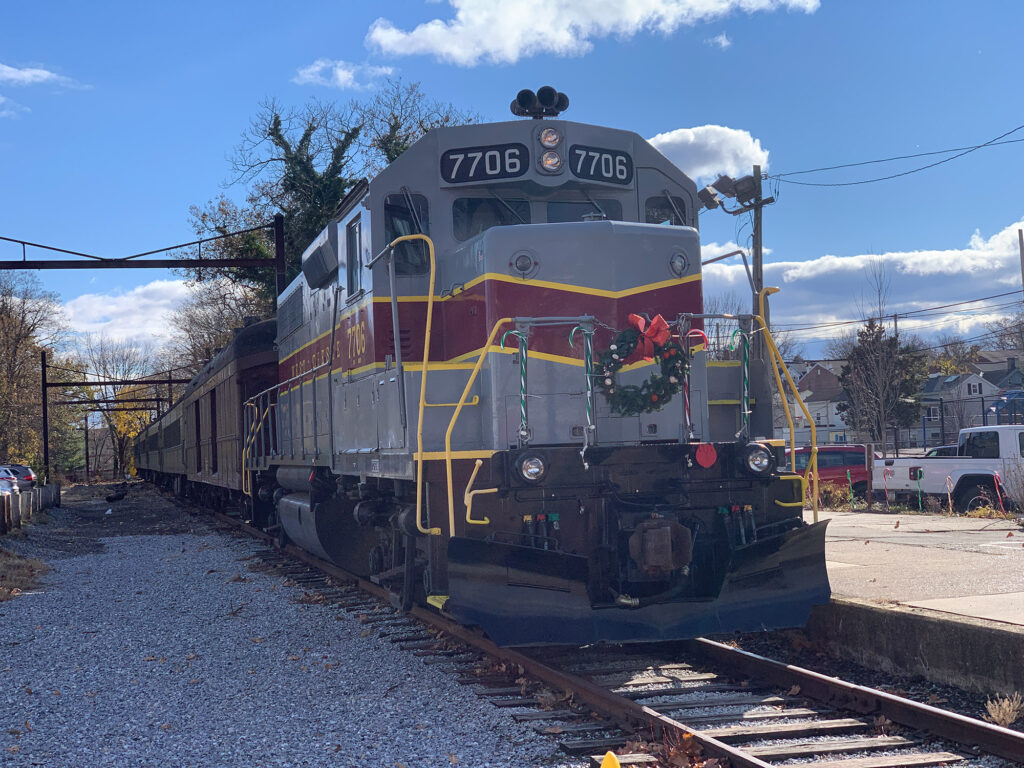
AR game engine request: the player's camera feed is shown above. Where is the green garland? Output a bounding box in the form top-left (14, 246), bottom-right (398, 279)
top-left (596, 328), bottom-right (688, 416)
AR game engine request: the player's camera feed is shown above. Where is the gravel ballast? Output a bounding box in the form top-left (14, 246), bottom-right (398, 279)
top-left (0, 485), bottom-right (583, 768)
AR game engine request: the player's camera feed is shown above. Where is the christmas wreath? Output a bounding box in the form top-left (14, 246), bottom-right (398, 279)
top-left (596, 313), bottom-right (690, 416)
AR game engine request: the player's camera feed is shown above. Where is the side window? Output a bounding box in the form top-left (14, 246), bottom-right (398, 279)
top-left (1018, 432), bottom-right (1024, 457)
top-left (346, 216), bottom-right (361, 296)
top-left (384, 193), bottom-right (430, 275)
top-left (960, 430), bottom-right (1000, 459)
top-left (453, 198), bottom-right (530, 241)
top-left (645, 195), bottom-right (687, 226)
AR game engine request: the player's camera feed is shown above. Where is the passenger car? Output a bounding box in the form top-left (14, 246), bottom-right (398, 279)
top-left (790, 445), bottom-right (874, 495)
top-left (0, 467), bottom-right (22, 495)
top-left (1, 464), bottom-right (36, 491)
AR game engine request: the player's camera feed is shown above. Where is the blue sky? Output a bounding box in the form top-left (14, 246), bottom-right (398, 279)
top-left (2, 0), bottom-right (1023, 355)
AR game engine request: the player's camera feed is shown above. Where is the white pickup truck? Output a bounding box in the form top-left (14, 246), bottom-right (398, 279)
top-left (873, 425), bottom-right (1024, 512)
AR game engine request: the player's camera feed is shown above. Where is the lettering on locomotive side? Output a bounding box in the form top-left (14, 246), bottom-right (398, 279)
top-left (441, 143), bottom-right (529, 184)
top-left (568, 145), bottom-right (633, 185)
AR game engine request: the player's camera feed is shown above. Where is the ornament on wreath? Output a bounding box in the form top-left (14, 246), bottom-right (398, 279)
top-left (595, 313), bottom-right (690, 416)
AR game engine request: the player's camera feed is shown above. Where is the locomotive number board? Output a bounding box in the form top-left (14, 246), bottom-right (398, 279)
top-left (569, 145), bottom-right (634, 185)
top-left (441, 143), bottom-right (529, 184)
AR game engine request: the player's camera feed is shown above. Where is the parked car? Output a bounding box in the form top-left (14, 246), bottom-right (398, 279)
top-left (788, 444), bottom-right (877, 496)
top-left (2, 464), bottom-right (37, 491)
top-left (0, 467), bottom-right (22, 496)
top-left (924, 444), bottom-right (958, 458)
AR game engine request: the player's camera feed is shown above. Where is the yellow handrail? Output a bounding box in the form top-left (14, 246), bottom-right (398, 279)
top-left (390, 234), bottom-right (442, 536)
top-left (445, 316), bottom-right (514, 537)
top-left (464, 459), bottom-right (496, 525)
top-left (757, 287), bottom-right (819, 521)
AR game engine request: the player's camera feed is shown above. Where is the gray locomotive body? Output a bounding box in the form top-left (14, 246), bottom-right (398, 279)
top-left (139, 99), bottom-right (829, 646)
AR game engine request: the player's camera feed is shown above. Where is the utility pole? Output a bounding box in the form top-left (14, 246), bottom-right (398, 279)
top-left (83, 414), bottom-right (90, 482)
top-left (274, 213), bottom-right (287, 296)
top-left (1018, 229), bottom-right (1024, 297)
top-left (751, 165), bottom-right (765, 325)
top-left (41, 350), bottom-right (49, 482)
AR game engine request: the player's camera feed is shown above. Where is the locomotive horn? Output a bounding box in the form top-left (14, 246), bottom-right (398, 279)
top-left (536, 85), bottom-right (557, 108)
top-left (555, 91), bottom-right (569, 112)
top-left (516, 89), bottom-right (538, 111)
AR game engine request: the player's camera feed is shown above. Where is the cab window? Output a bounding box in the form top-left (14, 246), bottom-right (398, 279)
top-left (960, 430), bottom-right (1000, 459)
top-left (645, 195), bottom-right (687, 226)
top-left (345, 216), bottom-right (361, 295)
top-left (1017, 431), bottom-right (1024, 457)
top-left (547, 200), bottom-right (623, 223)
top-left (384, 193), bottom-right (429, 275)
top-left (453, 198), bottom-right (530, 241)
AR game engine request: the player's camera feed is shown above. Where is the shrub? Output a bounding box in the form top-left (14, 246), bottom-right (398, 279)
top-left (984, 692), bottom-right (1024, 727)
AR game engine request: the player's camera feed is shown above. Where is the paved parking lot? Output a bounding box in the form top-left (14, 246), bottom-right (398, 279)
top-left (807, 508), bottom-right (1024, 625)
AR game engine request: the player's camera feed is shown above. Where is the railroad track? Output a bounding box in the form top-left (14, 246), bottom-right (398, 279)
top-left (203, 506), bottom-right (1024, 768)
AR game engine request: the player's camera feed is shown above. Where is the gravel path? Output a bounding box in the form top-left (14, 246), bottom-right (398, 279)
top-left (0, 484), bottom-right (583, 768)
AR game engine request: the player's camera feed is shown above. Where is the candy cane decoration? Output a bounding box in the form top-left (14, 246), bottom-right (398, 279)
top-left (501, 329), bottom-right (529, 445)
top-left (883, 467), bottom-right (894, 513)
top-left (945, 476), bottom-right (954, 515)
top-left (994, 472), bottom-right (1007, 515)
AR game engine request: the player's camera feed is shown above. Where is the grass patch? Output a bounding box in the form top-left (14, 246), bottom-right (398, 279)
top-left (984, 692), bottom-right (1024, 726)
top-left (0, 547), bottom-right (49, 601)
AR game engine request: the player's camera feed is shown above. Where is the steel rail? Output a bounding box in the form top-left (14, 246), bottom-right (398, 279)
top-left (691, 637), bottom-right (1024, 764)
top-left (205, 509), bottom-right (771, 768)
top-left (203, 507), bottom-right (1024, 766)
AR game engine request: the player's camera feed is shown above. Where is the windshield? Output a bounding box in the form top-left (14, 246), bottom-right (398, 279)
top-left (453, 198), bottom-right (530, 241)
top-left (546, 199), bottom-right (623, 223)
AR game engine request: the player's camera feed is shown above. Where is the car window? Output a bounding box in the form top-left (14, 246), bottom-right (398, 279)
top-left (1019, 432), bottom-right (1024, 458)
top-left (794, 452), bottom-right (809, 471)
top-left (842, 450), bottom-right (864, 467)
top-left (960, 430), bottom-right (1000, 459)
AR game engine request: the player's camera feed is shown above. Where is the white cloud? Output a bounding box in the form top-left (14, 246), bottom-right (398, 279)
top-left (64, 280), bottom-right (191, 344)
top-left (648, 125), bottom-right (769, 180)
top-left (701, 219), bottom-right (1024, 351)
top-left (0, 95), bottom-right (27, 119)
top-left (706, 32), bottom-right (732, 49)
top-left (292, 59), bottom-right (393, 90)
top-left (0, 62), bottom-right (75, 87)
top-left (366, 0), bottom-right (818, 66)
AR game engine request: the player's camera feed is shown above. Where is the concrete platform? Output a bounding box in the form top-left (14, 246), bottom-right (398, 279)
top-left (800, 508), bottom-right (1024, 695)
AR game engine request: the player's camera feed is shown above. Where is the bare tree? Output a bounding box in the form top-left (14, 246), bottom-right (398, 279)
top-left (162, 280), bottom-right (273, 377)
top-left (356, 78), bottom-right (477, 171)
top-left (984, 308), bottom-right (1024, 351)
top-left (703, 290), bottom-right (803, 361)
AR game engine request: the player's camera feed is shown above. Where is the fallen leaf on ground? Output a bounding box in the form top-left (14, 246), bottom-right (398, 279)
top-left (143, 656), bottom-right (157, 661)
top-left (449, 755), bottom-right (459, 764)
top-left (787, 685), bottom-right (801, 696)
top-left (160, 723), bottom-right (172, 731)
top-left (894, 520), bottom-right (900, 529)
top-left (250, 637), bottom-right (264, 643)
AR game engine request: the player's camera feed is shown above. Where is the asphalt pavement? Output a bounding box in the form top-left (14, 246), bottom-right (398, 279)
top-left (806, 507), bottom-right (1024, 626)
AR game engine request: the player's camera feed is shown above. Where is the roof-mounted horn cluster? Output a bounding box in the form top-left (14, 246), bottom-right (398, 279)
top-left (510, 86), bottom-right (569, 119)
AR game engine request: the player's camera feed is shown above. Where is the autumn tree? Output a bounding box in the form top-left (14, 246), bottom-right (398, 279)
top-left (0, 273), bottom-right (69, 470)
top-left (835, 319), bottom-right (927, 448)
top-left (77, 336), bottom-right (158, 476)
top-left (930, 333), bottom-right (982, 374)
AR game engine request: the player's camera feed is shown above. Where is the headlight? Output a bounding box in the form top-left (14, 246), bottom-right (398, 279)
top-left (740, 443), bottom-right (775, 477)
top-left (539, 127), bottom-right (561, 148)
top-left (540, 151), bottom-right (562, 172)
top-left (519, 455), bottom-right (546, 482)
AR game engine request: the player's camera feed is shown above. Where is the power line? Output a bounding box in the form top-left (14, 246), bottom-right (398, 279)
top-left (766, 124), bottom-right (1024, 187)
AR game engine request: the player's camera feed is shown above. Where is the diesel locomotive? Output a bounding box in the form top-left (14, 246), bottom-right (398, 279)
top-left (136, 88), bottom-right (829, 646)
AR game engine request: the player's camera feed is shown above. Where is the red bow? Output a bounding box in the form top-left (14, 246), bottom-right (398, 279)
top-left (627, 313), bottom-right (670, 361)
